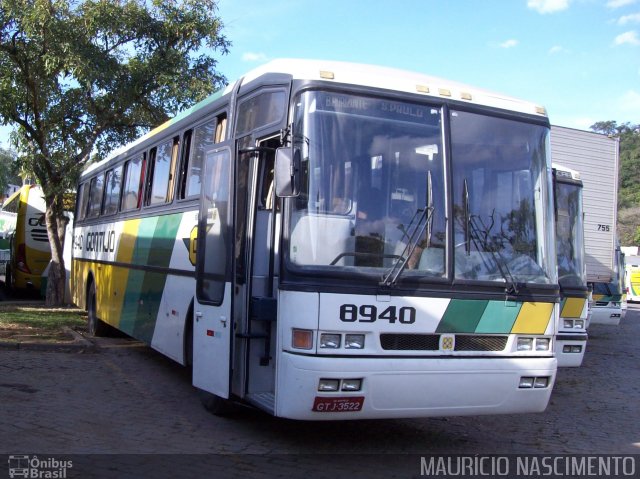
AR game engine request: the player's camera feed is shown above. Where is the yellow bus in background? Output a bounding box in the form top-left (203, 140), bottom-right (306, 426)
top-left (626, 256), bottom-right (640, 303)
top-left (1, 185), bottom-right (51, 292)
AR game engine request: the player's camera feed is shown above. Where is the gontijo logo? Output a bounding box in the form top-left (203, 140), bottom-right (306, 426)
top-left (8, 455), bottom-right (73, 478)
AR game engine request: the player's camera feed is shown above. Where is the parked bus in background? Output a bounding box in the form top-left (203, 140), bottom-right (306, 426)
top-left (552, 164), bottom-right (588, 367)
top-left (590, 242), bottom-right (625, 325)
top-left (1, 185), bottom-right (50, 293)
top-left (620, 247), bottom-right (628, 319)
top-left (72, 59), bottom-right (559, 420)
top-left (625, 255), bottom-right (640, 302)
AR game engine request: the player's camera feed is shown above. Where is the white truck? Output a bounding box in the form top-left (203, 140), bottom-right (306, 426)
top-left (550, 125), bottom-right (622, 325)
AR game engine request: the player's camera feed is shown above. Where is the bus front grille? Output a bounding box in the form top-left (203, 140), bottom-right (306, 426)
top-left (454, 335), bottom-right (508, 351)
top-left (380, 334), bottom-right (439, 351)
top-left (31, 229), bottom-right (49, 242)
top-left (379, 334), bottom-right (508, 351)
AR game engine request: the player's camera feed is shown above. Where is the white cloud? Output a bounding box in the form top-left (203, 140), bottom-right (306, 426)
top-left (499, 39), bottom-right (519, 48)
top-left (607, 0), bottom-right (636, 8)
top-left (527, 0), bottom-right (570, 14)
top-left (618, 13), bottom-right (640, 24)
top-left (614, 30), bottom-right (640, 45)
top-left (242, 52), bottom-right (268, 62)
top-left (549, 45), bottom-right (566, 54)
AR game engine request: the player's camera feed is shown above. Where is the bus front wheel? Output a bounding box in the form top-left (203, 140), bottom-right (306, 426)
top-left (87, 281), bottom-right (109, 337)
top-left (199, 390), bottom-right (232, 416)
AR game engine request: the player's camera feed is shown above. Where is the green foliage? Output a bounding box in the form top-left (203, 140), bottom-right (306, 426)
top-left (591, 121), bottom-right (640, 246)
top-left (0, 0), bottom-right (230, 195)
top-left (0, 0), bottom-right (230, 304)
top-left (0, 147), bottom-right (20, 192)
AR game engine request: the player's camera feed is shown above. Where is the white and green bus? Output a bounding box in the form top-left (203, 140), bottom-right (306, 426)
top-left (552, 164), bottom-right (588, 367)
top-left (72, 59), bottom-right (559, 420)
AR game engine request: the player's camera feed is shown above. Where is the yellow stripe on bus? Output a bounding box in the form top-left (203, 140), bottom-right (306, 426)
top-left (560, 297), bottom-right (585, 319)
top-left (510, 302), bottom-right (554, 334)
top-left (105, 219), bottom-right (141, 327)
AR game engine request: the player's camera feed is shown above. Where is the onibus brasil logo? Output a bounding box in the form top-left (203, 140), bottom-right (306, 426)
top-left (8, 456), bottom-right (72, 479)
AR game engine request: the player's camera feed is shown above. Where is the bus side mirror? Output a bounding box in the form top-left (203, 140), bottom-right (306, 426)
top-left (274, 147), bottom-right (300, 197)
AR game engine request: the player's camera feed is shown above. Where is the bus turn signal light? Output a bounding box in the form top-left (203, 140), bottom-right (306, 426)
top-left (292, 329), bottom-right (313, 350)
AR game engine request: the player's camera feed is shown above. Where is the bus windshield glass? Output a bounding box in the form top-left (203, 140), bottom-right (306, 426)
top-left (554, 180), bottom-right (586, 288)
top-left (450, 110), bottom-right (555, 285)
top-left (287, 91), bottom-right (447, 279)
top-left (285, 90), bottom-right (555, 286)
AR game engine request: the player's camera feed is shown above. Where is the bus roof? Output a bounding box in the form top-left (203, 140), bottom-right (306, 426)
top-left (82, 59), bottom-right (548, 178)
top-left (552, 163), bottom-right (582, 182)
top-left (243, 59), bottom-right (548, 116)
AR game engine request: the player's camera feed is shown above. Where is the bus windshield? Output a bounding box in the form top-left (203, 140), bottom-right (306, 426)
top-left (554, 180), bottom-right (586, 288)
top-left (450, 111), bottom-right (554, 285)
top-left (286, 90), bottom-right (555, 286)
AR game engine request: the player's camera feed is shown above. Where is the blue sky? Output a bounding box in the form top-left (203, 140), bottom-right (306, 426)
top-left (1, 0), bottom-right (639, 149)
top-left (215, 0), bottom-right (640, 128)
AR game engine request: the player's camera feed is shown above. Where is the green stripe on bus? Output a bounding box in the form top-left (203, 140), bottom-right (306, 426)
top-left (436, 299), bottom-right (489, 333)
top-left (122, 214), bottom-right (184, 343)
top-left (475, 300), bottom-right (522, 333)
top-left (131, 216), bottom-right (160, 264)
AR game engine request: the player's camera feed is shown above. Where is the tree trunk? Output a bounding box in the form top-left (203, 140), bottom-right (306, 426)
top-left (44, 199), bottom-right (68, 306)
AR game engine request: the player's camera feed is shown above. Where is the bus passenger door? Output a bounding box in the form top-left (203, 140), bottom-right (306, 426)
top-left (192, 145), bottom-right (234, 398)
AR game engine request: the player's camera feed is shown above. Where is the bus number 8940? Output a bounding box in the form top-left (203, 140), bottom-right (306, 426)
top-left (339, 304), bottom-right (416, 324)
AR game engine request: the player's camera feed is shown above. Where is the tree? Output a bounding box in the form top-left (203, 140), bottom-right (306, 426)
top-left (0, 0), bottom-right (230, 305)
top-left (0, 147), bottom-right (20, 193)
top-left (591, 121), bottom-right (640, 246)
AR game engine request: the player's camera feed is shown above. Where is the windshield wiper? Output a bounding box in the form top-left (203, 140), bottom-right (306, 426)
top-left (380, 172), bottom-right (434, 287)
top-left (462, 178), bottom-right (519, 296)
top-left (467, 213), bottom-right (520, 296)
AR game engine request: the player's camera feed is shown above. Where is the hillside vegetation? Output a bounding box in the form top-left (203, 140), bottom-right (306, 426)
top-left (590, 121), bottom-right (640, 246)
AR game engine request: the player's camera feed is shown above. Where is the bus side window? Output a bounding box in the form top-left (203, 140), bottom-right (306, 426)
top-left (144, 147), bottom-right (157, 206)
top-left (215, 114), bottom-right (227, 142)
top-left (121, 154), bottom-right (145, 212)
top-left (86, 175), bottom-right (105, 218)
top-left (146, 137), bottom-right (179, 207)
top-left (76, 182), bottom-right (90, 220)
top-left (166, 138), bottom-right (179, 203)
top-left (103, 166), bottom-right (123, 215)
top-left (177, 130), bottom-right (192, 200)
top-left (184, 112), bottom-right (227, 199)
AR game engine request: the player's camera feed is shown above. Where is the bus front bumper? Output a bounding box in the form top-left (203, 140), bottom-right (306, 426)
top-left (555, 332), bottom-right (587, 368)
top-left (275, 351), bottom-right (556, 420)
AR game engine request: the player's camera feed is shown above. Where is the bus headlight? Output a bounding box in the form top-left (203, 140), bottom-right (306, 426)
top-left (341, 379), bottom-right (362, 391)
top-left (517, 337), bottom-right (533, 351)
top-left (318, 379), bottom-right (339, 391)
top-left (563, 319), bottom-right (574, 329)
top-left (519, 377), bottom-right (534, 388)
top-left (535, 338), bottom-right (550, 351)
top-left (320, 333), bottom-right (341, 349)
top-left (534, 377), bottom-right (550, 388)
top-left (574, 320), bottom-right (584, 329)
top-left (345, 334), bottom-right (365, 349)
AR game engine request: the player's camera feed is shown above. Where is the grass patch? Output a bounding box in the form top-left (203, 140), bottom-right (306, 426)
top-left (0, 305), bottom-right (86, 342)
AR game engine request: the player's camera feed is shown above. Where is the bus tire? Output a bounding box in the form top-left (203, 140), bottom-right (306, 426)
top-left (87, 281), bottom-right (109, 337)
top-left (4, 265), bottom-right (12, 294)
top-left (199, 390), bottom-right (232, 416)
top-left (184, 301), bottom-right (194, 367)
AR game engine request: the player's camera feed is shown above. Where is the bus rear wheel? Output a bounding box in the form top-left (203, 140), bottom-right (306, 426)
top-left (87, 281), bottom-right (109, 337)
